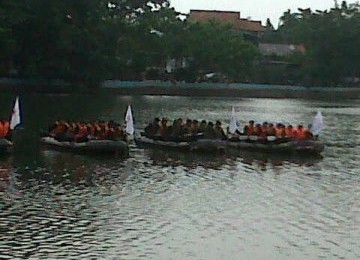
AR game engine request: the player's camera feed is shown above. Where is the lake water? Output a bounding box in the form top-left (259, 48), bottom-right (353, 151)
top-left (0, 93), bottom-right (359, 259)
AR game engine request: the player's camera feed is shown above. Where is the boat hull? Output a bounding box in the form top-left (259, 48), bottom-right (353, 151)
top-left (227, 139), bottom-right (324, 154)
top-left (0, 138), bottom-right (13, 154)
top-left (136, 135), bottom-right (324, 155)
top-left (135, 136), bottom-right (226, 152)
top-left (40, 137), bottom-right (129, 156)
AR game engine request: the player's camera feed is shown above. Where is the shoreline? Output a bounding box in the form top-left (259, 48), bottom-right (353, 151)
top-left (1, 78), bottom-right (360, 99)
top-left (101, 80), bottom-right (360, 99)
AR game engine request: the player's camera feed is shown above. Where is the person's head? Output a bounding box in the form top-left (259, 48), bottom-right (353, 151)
top-left (154, 117), bottom-right (160, 123)
top-left (186, 119), bottom-right (192, 126)
top-left (269, 123), bottom-right (274, 128)
top-left (288, 125), bottom-right (293, 129)
top-left (262, 121), bottom-right (268, 126)
top-left (208, 121), bottom-right (214, 127)
top-left (249, 120), bottom-right (254, 125)
top-left (215, 120), bottom-right (221, 127)
top-left (200, 120), bottom-right (207, 126)
top-left (298, 125), bottom-right (303, 129)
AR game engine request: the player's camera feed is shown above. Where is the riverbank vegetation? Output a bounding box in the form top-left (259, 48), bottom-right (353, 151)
top-left (0, 0), bottom-right (359, 87)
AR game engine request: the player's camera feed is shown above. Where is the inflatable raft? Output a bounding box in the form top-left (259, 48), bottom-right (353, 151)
top-left (135, 136), bottom-right (226, 152)
top-left (0, 139), bottom-right (13, 153)
top-left (40, 136), bottom-right (129, 156)
top-left (227, 135), bottom-right (324, 154)
top-left (136, 134), bottom-right (324, 154)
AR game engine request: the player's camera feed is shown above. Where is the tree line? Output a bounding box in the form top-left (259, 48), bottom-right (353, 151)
top-left (263, 1), bottom-right (360, 87)
top-left (0, 0), bottom-right (359, 87)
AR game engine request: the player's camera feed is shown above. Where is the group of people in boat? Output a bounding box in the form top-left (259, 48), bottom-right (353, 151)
top-left (144, 117), bottom-right (314, 142)
top-left (144, 117), bottom-right (227, 141)
top-left (47, 120), bottom-right (128, 142)
top-left (0, 120), bottom-right (11, 140)
top-left (237, 120), bottom-right (313, 140)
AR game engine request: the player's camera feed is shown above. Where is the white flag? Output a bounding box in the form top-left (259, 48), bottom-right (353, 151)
top-left (229, 106), bottom-right (238, 134)
top-left (310, 111), bottom-right (323, 136)
top-left (10, 96), bottom-right (21, 130)
top-left (125, 105), bottom-right (134, 135)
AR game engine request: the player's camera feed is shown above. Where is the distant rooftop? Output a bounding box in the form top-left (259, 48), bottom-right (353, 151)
top-left (259, 43), bottom-right (306, 56)
top-left (188, 10), bottom-right (265, 32)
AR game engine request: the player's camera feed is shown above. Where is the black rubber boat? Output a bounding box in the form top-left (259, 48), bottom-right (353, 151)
top-left (0, 139), bottom-right (12, 154)
top-left (226, 135), bottom-right (324, 154)
top-left (135, 135), bottom-right (226, 152)
top-left (40, 136), bottom-right (129, 156)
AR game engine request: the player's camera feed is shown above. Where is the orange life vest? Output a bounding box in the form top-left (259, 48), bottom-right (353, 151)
top-left (3, 121), bottom-right (10, 137)
top-left (275, 127), bottom-right (283, 137)
top-left (252, 126), bottom-right (261, 136)
top-left (296, 128), bottom-right (307, 140)
top-left (79, 125), bottom-right (88, 136)
top-left (0, 122), bottom-right (4, 138)
top-left (285, 128), bottom-right (294, 137)
top-left (246, 125), bottom-right (254, 135)
top-left (304, 129), bottom-right (313, 139)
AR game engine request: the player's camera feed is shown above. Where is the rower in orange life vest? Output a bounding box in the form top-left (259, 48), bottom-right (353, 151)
top-left (285, 125), bottom-right (295, 138)
top-left (0, 120), bottom-right (4, 138)
top-left (0, 120), bottom-right (11, 140)
top-left (293, 125), bottom-right (313, 140)
top-left (243, 120), bottom-right (255, 136)
top-left (275, 123), bottom-right (286, 138)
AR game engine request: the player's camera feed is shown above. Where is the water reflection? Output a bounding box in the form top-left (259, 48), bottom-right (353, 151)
top-left (0, 94), bottom-right (359, 259)
top-left (143, 148), bottom-right (235, 170)
top-left (0, 156), bottom-right (12, 193)
top-left (0, 183), bottom-right (102, 259)
top-left (142, 147), bottom-right (323, 171)
top-left (39, 150), bottom-right (130, 187)
top-left (235, 150), bottom-right (323, 168)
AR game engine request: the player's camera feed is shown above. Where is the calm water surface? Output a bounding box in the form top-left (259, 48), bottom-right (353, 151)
top-left (0, 94), bottom-right (359, 259)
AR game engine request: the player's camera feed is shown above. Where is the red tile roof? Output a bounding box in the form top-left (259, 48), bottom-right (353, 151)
top-left (188, 10), bottom-right (265, 32)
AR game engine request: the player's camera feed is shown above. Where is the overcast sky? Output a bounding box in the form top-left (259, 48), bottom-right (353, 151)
top-left (170, 0), bottom-right (355, 26)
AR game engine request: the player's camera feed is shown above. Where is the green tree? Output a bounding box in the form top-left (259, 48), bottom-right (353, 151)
top-left (274, 1), bottom-right (360, 86)
top-left (0, 0), bottom-right (171, 84)
top-left (180, 21), bottom-right (259, 82)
